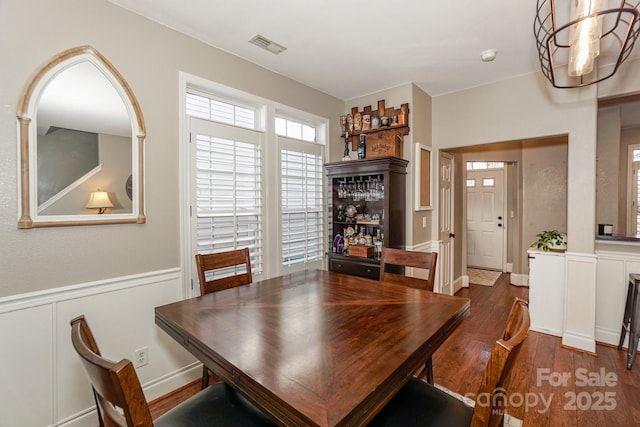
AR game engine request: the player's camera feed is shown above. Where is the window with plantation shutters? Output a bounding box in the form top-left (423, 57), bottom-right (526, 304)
top-left (194, 132), bottom-right (263, 276)
top-left (183, 82), bottom-right (327, 288)
top-left (280, 146), bottom-right (324, 267)
top-left (188, 95), bottom-right (264, 277)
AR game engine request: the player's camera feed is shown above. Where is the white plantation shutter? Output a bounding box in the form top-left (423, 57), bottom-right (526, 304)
top-left (280, 142), bottom-right (324, 268)
top-left (186, 92), bottom-right (256, 128)
top-left (191, 118), bottom-right (263, 276)
top-left (185, 87), bottom-right (327, 285)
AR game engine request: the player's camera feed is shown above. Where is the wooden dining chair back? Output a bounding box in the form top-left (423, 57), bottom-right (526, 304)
top-left (472, 297), bottom-right (530, 427)
top-left (70, 315), bottom-right (155, 427)
top-left (379, 247), bottom-right (437, 291)
top-left (195, 248), bottom-right (252, 388)
top-left (70, 315), bottom-right (277, 427)
top-left (369, 297), bottom-right (530, 427)
top-left (379, 247), bottom-right (439, 383)
top-left (196, 248), bottom-right (252, 295)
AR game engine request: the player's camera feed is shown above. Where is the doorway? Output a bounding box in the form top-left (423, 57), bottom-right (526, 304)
top-left (466, 166), bottom-right (505, 270)
top-left (441, 136), bottom-right (568, 289)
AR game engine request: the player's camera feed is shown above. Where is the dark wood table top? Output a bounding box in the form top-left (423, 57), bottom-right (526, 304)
top-left (155, 269), bottom-right (470, 426)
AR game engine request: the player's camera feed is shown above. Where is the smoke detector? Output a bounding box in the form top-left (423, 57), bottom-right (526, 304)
top-left (249, 34), bottom-right (287, 55)
top-left (481, 49), bottom-right (497, 62)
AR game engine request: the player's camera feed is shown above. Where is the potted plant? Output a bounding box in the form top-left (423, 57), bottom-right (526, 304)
top-left (530, 230), bottom-right (567, 252)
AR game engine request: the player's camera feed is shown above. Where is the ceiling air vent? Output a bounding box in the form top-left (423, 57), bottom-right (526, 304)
top-left (249, 34), bottom-right (287, 55)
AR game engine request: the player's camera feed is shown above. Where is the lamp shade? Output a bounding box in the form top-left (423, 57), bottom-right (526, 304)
top-left (86, 191), bottom-right (113, 209)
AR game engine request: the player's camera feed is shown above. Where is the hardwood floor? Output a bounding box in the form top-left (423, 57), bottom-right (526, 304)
top-left (433, 274), bottom-right (640, 426)
top-left (149, 273), bottom-right (640, 426)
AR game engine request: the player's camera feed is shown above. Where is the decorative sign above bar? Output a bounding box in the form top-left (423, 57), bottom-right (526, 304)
top-left (342, 100), bottom-right (410, 159)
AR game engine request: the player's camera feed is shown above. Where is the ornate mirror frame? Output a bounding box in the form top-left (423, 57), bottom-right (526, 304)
top-left (17, 45), bottom-right (146, 228)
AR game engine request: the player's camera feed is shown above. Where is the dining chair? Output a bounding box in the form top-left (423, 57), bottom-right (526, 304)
top-left (196, 247), bottom-right (252, 295)
top-left (379, 247), bottom-right (438, 382)
top-left (368, 297), bottom-right (530, 427)
top-left (379, 247), bottom-right (437, 291)
top-left (70, 315), bottom-right (276, 427)
top-left (195, 247), bottom-right (252, 388)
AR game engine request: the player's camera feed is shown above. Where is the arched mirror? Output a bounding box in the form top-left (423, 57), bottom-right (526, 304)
top-left (17, 45), bottom-right (145, 228)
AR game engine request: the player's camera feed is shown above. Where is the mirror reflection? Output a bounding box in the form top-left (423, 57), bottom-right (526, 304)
top-left (597, 98), bottom-right (640, 237)
top-left (17, 46), bottom-right (145, 228)
top-left (36, 61), bottom-right (132, 215)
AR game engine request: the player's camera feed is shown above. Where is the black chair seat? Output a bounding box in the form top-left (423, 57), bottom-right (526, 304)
top-left (369, 298), bottom-right (530, 427)
top-left (156, 381), bottom-right (276, 427)
top-left (369, 378), bottom-right (473, 427)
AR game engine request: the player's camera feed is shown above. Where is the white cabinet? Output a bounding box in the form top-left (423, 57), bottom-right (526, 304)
top-left (527, 249), bottom-right (566, 336)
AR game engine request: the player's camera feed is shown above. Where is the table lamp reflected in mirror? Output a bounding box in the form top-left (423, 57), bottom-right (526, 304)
top-left (85, 190), bottom-right (113, 214)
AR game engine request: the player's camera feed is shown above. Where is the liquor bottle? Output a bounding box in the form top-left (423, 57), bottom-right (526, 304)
top-left (357, 134), bottom-right (366, 160)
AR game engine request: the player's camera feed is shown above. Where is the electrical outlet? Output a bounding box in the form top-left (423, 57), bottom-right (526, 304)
top-left (134, 346), bottom-right (148, 368)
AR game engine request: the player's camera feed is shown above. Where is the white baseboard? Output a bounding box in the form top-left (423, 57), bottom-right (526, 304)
top-left (562, 331), bottom-right (596, 354)
top-left (530, 325), bottom-right (563, 337)
top-left (510, 273), bottom-right (529, 287)
top-left (596, 326), bottom-right (623, 348)
top-left (453, 276), bottom-right (468, 294)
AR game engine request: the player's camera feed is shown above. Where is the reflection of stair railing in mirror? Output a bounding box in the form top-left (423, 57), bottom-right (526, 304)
top-left (16, 45), bottom-right (146, 228)
top-left (85, 190), bottom-right (113, 214)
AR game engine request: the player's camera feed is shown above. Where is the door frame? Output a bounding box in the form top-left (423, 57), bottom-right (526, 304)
top-left (438, 151), bottom-right (455, 295)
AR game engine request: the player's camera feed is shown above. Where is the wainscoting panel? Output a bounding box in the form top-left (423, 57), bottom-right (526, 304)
top-left (0, 304), bottom-right (53, 427)
top-left (0, 268), bottom-right (199, 427)
top-left (562, 252), bottom-right (597, 353)
top-left (595, 249), bottom-right (640, 347)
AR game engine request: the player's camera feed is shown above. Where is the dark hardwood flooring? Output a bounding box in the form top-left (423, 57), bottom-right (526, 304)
top-left (149, 273), bottom-right (640, 426)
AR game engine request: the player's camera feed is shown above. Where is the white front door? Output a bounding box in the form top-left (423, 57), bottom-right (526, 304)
top-left (466, 169), bottom-right (505, 270)
top-left (439, 152), bottom-right (454, 295)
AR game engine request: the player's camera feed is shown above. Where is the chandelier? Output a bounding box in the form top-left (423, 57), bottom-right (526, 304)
top-left (534, 0), bottom-right (640, 88)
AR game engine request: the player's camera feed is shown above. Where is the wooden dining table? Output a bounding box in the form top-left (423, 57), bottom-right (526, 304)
top-left (155, 269), bottom-right (470, 427)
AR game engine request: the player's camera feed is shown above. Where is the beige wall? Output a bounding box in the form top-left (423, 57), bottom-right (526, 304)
top-left (596, 106), bottom-right (622, 233)
top-left (410, 85), bottom-right (433, 245)
top-left (0, 0), bottom-right (343, 298)
top-left (521, 138), bottom-right (568, 256)
top-left (433, 72), bottom-right (597, 254)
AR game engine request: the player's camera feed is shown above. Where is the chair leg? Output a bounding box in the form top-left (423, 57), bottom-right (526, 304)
top-left (425, 357), bottom-right (434, 384)
top-left (415, 357), bottom-right (434, 384)
top-left (201, 366), bottom-right (209, 389)
top-left (619, 281), bottom-right (634, 350)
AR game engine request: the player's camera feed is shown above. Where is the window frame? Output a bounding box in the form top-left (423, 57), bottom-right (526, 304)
top-left (179, 72), bottom-right (329, 297)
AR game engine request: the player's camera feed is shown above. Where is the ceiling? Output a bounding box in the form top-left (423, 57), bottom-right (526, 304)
top-left (108, 0), bottom-right (543, 99)
top-left (107, 0), bottom-right (640, 128)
